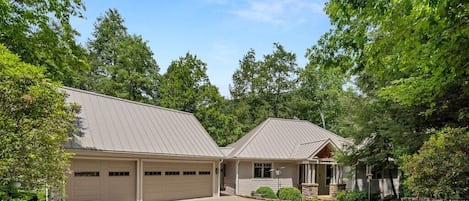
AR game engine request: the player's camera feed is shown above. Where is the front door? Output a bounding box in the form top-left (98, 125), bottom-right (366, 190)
top-left (317, 164), bottom-right (331, 195)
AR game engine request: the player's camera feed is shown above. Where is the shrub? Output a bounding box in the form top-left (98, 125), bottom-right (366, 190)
top-left (278, 187), bottom-right (303, 201)
top-left (0, 183), bottom-right (40, 201)
top-left (336, 190), bottom-right (367, 201)
top-left (255, 186), bottom-right (277, 199)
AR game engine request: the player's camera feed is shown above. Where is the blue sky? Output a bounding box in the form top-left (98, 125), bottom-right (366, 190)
top-left (71, 0), bottom-right (331, 97)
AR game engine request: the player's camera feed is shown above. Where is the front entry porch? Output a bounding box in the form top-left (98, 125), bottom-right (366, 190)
top-left (298, 160), bottom-right (346, 200)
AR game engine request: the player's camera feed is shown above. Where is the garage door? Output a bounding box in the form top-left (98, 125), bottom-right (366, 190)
top-left (67, 159), bottom-right (136, 201)
top-left (143, 162), bottom-right (213, 201)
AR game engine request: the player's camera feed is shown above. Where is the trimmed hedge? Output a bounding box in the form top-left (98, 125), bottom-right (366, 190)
top-left (278, 187), bottom-right (303, 201)
top-left (255, 186), bottom-right (277, 199)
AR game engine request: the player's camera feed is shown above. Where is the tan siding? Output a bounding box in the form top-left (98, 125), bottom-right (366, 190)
top-left (223, 160), bottom-right (236, 195)
top-left (235, 161), bottom-right (297, 195)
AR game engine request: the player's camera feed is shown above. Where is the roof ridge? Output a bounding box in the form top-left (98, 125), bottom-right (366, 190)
top-left (304, 120), bottom-right (346, 140)
top-left (231, 118), bottom-right (271, 157)
top-left (61, 86), bottom-right (194, 116)
top-left (299, 139), bottom-right (328, 146)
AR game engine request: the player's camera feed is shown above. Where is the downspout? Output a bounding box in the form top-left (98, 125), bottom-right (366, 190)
top-left (235, 160), bottom-right (240, 195)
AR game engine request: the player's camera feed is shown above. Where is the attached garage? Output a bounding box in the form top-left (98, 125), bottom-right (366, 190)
top-left (63, 87), bottom-right (224, 201)
top-left (66, 159), bottom-right (136, 201)
top-left (143, 161), bottom-right (213, 201)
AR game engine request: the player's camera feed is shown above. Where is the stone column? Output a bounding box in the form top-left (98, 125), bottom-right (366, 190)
top-left (329, 183), bottom-right (346, 198)
top-left (302, 183), bottom-right (319, 200)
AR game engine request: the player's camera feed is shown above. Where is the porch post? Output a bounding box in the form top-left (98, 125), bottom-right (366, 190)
top-left (331, 165), bottom-right (336, 184)
top-left (311, 164), bottom-right (316, 183)
top-left (329, 164), bottom-right (346, 198)
top-left (307, 164), bottom-right (312, 183)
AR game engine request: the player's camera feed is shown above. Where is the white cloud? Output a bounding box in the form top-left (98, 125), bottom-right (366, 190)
top-left (232, 0), bottom-right (325, 26)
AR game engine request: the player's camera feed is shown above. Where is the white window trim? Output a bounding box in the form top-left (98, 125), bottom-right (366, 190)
top-left (252, 161), bottom-right (273, 179)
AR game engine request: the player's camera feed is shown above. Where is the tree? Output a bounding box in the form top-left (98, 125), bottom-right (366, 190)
top-left (294, 65), bottom-right (345, 133)
top-left (0, 0), bottom-right (89, 87)
top-left (403, 128), bottom-right (469, 199)
top-left (261, 43), bottom-right (298, 118)
top-left (86, 9), bottom-right (159, 103)
top-left (310, 0), bottom-right (469, 197)
top-left (229, 44), bottom-right (298, 133)
top-left (0, 44), bottom-right (77, 190)
top-left (160, 53), bottom-right (242, 145)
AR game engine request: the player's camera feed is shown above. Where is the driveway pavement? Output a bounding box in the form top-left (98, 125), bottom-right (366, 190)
top-left (181, 195), bottom-right (257, 201)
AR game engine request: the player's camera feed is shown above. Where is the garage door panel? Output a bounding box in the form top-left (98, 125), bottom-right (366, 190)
top-left (67, 159), bottom-right (136, 201)
top-left (143, 162), bottom-right (213, 201)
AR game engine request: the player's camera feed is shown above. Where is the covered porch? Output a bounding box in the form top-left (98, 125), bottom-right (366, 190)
top-left (296, 140), bottom-right (346, 200)
top-left (298, 159), bottom-right (346, 199)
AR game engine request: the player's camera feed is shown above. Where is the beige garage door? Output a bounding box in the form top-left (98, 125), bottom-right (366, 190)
top-left (66, 159), bottom-right (136, 201)
top-left (143, 162), bottom-right (213, 201)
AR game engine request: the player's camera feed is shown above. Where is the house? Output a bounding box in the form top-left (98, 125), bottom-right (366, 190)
top-left (221, 118), bottom-right (350, 199)
top-left (63, 87), bottom-right (224, 201)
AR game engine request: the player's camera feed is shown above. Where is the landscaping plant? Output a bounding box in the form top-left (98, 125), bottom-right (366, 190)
top-left (255, 186), bottom-right (277, 199)
top-left (278, 187), bottom-right (303, 201)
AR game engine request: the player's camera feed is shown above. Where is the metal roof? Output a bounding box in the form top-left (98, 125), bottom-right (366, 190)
top-left (63, 87), bottom-right (223, 158)
top-left (226, 118), bottom-right (348, 160)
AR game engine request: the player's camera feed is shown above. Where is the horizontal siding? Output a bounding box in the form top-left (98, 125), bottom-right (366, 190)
top-left (238, 178), bottom-right (294, 195)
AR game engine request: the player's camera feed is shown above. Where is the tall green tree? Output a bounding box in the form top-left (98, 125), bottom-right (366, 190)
top-left (261, 43), bottom-right (298, 118)
top-left (294, 65), bottom-right (345, 132)
top-left (312, 0), bottom-right (469, 197)
top-left (0, 0), bottom-right (88, 87)
top-left (86, 9), bottom-right (159, 103)
top-left (160, 53), bottom-right (242, 145)
top-left (0, 44), bottom-right (77, 190)
top-left (229, 43), bottom-right (298, 133)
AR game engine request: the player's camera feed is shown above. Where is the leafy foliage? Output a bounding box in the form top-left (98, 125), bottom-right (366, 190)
top-left (0, 45), bottom-right (77, 190)
top-left (86, 9), bottom-right (159, 103)
top-left (336, 190), bottom-right (367, 201)
top-left (402, 127), bottom-right (469, 199)
top-left (255, 186), bottom-right (277, 199)
top-left (314, 0), bottom-right (469, 197)
top-left (159, 53), bottom-right (242, 146)
top-left (0, 0), bottom-right (89, 86)
top-left (277, 187), bottom-right (303, 201)
top-left (230, 43), bottom-right (299, 133)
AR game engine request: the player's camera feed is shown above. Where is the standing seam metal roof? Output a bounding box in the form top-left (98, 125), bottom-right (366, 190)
top-left (226, 118), bottom-right (348, 159)
top-left (63, 87), bottom-right (223, 158)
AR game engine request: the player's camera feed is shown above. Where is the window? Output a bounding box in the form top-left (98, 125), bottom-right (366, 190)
top-left (199, 171), bottom-right (211, 175)
top-left (183, 171), bottom-right (196, 175)
top-left (74, 171), bottom-right (99, 177)
top-left (165, 171), bottom-right (180, 176)
top-left (109, 171), bottom-right (129, 176)
top-left (144, 171), bottom-right (161, 176)
top-left (254, 163), bottom-right (272, 178)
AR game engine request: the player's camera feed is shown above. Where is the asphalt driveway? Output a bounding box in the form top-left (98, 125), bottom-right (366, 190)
top-left (181, 195), bottom-right (257, 201)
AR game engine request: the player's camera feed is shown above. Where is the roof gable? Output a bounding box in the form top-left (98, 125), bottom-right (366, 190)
top-left (63, 87), bottom-right (223, 158)
top-left (226, 118), bottom-right (347, 160)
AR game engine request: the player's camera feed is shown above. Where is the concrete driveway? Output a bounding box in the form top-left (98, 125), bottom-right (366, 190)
top-left (181, 195), bottom-right (257, 201)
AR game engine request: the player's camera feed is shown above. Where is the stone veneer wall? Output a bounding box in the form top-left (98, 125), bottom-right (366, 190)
top-left (329, 184), bottom-right (346, 197)
top-left (302, 183), bottom-right (319, 200)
